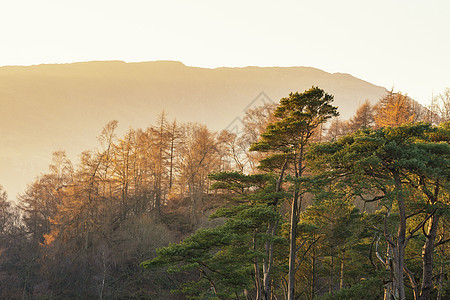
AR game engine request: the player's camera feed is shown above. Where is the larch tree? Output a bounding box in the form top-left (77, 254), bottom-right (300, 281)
top-left (374, 90), bottom-right (415, 128)
top-left (19, 151), bottom-right (73, 243)
top-left (146, 112), bottom-right (172, 213)
top-left (166, 119), bottom-right (182, 193)
top-left (348, 100), bottom-right (375, 132)
top-left (111, 129), bottom-right (138, 220)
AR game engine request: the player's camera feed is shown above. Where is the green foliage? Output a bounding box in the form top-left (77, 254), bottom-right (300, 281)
top-left (142, 222), bottom-right (257, 298)
top-left (143, 171), bottom-right (288, 298)
top-left (306, 122), bottom-right (450, 298)
top-left (143, 101), bottom-right (449, 299)
top-left (251, 87), bottom-right (338, 150)
top-left (307, 123), bottom-right (450, 199)
top-left (301, 199), bottom-right (360, 245)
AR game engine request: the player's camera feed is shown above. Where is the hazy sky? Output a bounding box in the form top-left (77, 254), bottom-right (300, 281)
top-left (1, 0), bottom-right (448, 104)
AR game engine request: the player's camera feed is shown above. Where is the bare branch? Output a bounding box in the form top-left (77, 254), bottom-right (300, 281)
top-left (405, 209), bottom-right (436, 246)
top-left (294, 237), bottom-right (321, 273)
top-left (434, 237), bottom-right (450, 248)
top-left (368, 235), bottom-right (377, 268)
top-left (404, 265), bottom-right (419, 299)
top-left (357, 193), bottom-right (385, 203)
top-left (375, 236), bottom-right (387, 266)
top-left (384, 212), bottom-right (395, 246)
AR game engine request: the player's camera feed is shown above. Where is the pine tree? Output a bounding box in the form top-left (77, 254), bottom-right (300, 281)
top-left (251, 86), bottom-right (338, 300)
top-left (142, 172), bottom-right (286, 299)
top-left (308, 123), bottom-right (450, 300)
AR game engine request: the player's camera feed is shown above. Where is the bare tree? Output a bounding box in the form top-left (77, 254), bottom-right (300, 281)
top-left (431, 88), bottom-right (450, 123)
top-left (178, 123), bottom-right (219, 226)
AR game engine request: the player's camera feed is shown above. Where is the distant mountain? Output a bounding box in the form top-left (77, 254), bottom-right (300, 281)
top-left (0, 60), bottom-right (387, 198)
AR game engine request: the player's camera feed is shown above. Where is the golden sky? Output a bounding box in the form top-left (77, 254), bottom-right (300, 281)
top-left (0, 0), bottom-right (449, 104)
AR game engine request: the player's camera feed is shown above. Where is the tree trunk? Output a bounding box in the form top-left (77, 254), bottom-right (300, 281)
top-left (404, 266), bottom-right (419, 300)
top-left (263, 161), bottom-right (286, 300)
top-left (254, 232), bottom-right (262, 300)
top-left (288, 144), bottom-right (304, 300)
top-left (437, 217), bottom-right (446, 300)
top-left (263, 221), bottom-right (277, 300)
top-left (384, 283), bottom-right (393, 300)
top-left (383, 244), bottom-right (396, 300)
top-left (394, 173), bottom-right (406, 300)
top-left (99, 249), bottom-right (107, 300)
top-left (189, 183), bottom-right (198, 227)
top-left (169, 136), bottom-right (174, 190)
top-left (437, 259), bottom-right (444, 300)
top-left (372, 169), bottom-right (411, 300)
top-left (204, 273), bottom-right (220, 299)
top-left (168, 120), bottom-right (177, 191)
top-left (311, 243), bottom-right (316, 300)
top-left (329, 247), bottom-right (334, 294)
top-left (287, 195), bottom-right (298, 300)
top-left (418, 213), bottom-right (439, 300)
top-left (155, 179), bottom-right (161, 214)
top-left (339, 247), bottom-right (345, 290)
top-left (393, 244), bottom-right (404, 300)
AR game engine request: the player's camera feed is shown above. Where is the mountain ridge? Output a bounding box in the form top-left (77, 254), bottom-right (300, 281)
top-left (0, 60), bottom-right (387, 198)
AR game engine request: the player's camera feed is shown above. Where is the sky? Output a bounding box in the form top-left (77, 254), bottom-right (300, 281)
top-left (0, 0), bottom-right (448, 104)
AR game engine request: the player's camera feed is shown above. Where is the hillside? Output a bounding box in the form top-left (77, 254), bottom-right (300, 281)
top-left (0, 61), bottom-right (387, 198)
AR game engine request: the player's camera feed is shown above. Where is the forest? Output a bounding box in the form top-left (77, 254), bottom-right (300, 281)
top-left (0, 87), bottom-right (449, 300)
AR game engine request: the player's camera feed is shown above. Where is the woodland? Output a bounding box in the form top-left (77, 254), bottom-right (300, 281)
top-left (0, 87), bottom-right (449, 300)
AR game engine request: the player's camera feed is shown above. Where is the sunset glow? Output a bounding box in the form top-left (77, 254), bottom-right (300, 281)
top-left (1, 0), bottom-right (448, 103)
